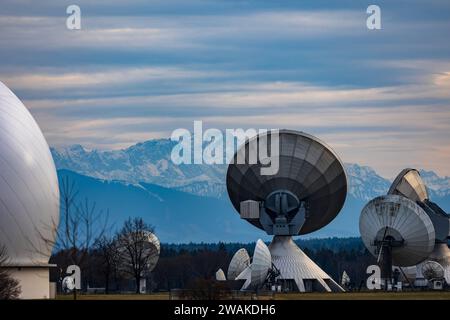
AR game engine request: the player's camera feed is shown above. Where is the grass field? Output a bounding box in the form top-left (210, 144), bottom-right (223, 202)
top-left (56, 291), bottom-right (450, 300)
top-left (275, 291), bottom-right (450, 300)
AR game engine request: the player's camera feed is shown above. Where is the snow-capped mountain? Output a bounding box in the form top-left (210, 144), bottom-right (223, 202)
top-left (50, 139), bottom-right (450, 242)
top-left (51, 139), bottom-right (227, 198)
top-left (419, 170), bottom-right (450, 198)
top-left (51, 139), bottom-right (450, 201)
top-left (344, 163), bottom-right (390, 201)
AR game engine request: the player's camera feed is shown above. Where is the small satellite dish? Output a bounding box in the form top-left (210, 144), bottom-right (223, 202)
top-left (341, 271), bottom-right (350, 287)
top-left (227, 248), bottom-right (251, 280)
top-left (388, 169), bottom-right (428, 203)
top-left (62, 276), bottom-right (75, 293)
top-left (361, 167), bottom-right (450, 288)
top-left (118, 231), bottom-right (160, 273)
top-left (227, 130), bottom-right (347, 292)
top-left (422, 261), bottom-right (445, 280)
top-left (236, 240), bottom-right (272, 290)
top-left (360, 195), bottom-right (435, 267)
top-left (215, 269), bottom-right (226, 281)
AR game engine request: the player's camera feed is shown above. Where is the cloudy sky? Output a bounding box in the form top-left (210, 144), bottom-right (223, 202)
top-left (1, 0), bottom-right (450, 178)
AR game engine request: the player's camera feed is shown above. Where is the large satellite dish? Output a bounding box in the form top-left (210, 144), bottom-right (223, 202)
top-left (227, 248), bottom-right (251, 280)
top-left (215, 269), bottom-right (226, 281)
top-left (226, 130), bottom-right (347, 292)
top-left (360, 167), bottom-right (450, 289)
top-left (62, 276), bottom-right (75, 293)
top-left (360, 195), bottom-right (435, 267)
top-left (250, 240), bottom-right (272, 287)
top-left (226, 129), bottom-right (347, 235)
top-left (146, 232), bottom-right (161, 272)
top-left (388, 168), bottom-right (429, 203)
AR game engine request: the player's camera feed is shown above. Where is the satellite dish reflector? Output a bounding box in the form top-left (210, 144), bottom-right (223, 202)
top-left (147, 232), bottom-right (161, 272)
top-left (395, 265), bottom-right (417, 282)
top-left (388, 169), bottom-right (428, 203)
top-left (235, 266), bottom-right (252, 289)
top-left (421, 261), bottom-right (445, 280)
top-left (119, 231), bottom-right (160, 273)
top-left (250, 240), bottom-right (272, 287)
top-left (341, 271), bottom-right (350, 286)
top-left (226, 130), bottom-right (347, 235)
top-left (360, 195), bottom-right (435, 266)
top-left (62, 276), bottom-right (75, 292)
top-left (227, 248), bottom-right (251, 280)
top-left (215, 269), bottom-right (226, 281)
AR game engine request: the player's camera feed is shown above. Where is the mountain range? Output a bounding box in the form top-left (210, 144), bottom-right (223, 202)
top-left (50, 139), bottom-right (450, 243)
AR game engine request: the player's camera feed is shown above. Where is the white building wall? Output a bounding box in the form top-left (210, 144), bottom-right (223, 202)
top-left (6, 267), bottom-right (51, 299)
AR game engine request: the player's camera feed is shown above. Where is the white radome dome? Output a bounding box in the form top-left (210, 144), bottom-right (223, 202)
top-left (0, 82), bottom-right (59, 266)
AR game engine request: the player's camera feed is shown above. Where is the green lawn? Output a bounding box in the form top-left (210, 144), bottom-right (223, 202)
top-left (56, 291), bottom-right (450, 300)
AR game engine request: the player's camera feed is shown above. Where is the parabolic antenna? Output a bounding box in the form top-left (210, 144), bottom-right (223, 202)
top-left (62, 276), bottom-right (75, 293)
top-left (250, 240), bottom-right (272, 286)
top-left (236, 240), bottom-right (272, 290)
top-left (361, 167), bottom-right (450, 288)
top-left (226, 129), bottom-right (347, 235)
top-left (421, 261), bottom-right (445, 280)
top-left (119, 231), bottom-right (160, 273)
top-left (227, 248), bottom-right (251, 280)
top-left (388, 169), bottom-right (428, 203)
top-left (146, 232), bottom-right (161, 272)
top-left (360, 195), bottom-right (435, 267)
top-left (215, 269), bottom-right (226, 281)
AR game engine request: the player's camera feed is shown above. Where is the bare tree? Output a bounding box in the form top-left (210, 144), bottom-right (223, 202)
top-left (117, 217), bottom-right (156, 294)
top-left (0, 246), bottom-right (21, 300)
top-left (93, 235), bottom-right (121, 293)
top-left (37, 175), bottom-right (111, 299)
top-left (55, 175), bottom-right (110, 267)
